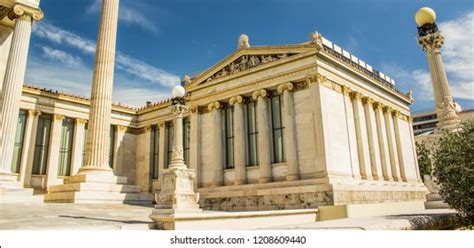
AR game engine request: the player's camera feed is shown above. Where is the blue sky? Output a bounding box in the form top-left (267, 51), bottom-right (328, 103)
top-left (25, 0), bottom-right (473, 111)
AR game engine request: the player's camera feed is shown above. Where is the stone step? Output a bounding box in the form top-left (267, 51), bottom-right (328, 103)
top-left (64, 173), bottom-right (128, 185)
top-left (0, 187), bottom-right (41, 204)
top-left (426, 193), bottom-right (443, 202)
top-left (48, 182), bottom-right (140, 193)
top-left (0, 180), bottom-right (23, 189)
top-left (44, 191), bottom-right (154, 204)
top-left (425, 200), bottom-right (450, 209)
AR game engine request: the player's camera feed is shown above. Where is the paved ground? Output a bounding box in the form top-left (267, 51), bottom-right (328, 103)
top-left (0, 203), bottom-right (155, 230)
top-left (0, 203), bottom-right (458, 230)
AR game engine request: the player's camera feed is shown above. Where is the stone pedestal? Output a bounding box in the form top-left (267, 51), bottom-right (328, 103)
top-left (150, 167), bottom-right (202, 229)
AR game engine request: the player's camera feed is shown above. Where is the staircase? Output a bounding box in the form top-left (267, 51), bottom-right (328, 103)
top-left (0, 175), bottom-right (42, 204)
top-left (44, 173), bottom-right (154, 205)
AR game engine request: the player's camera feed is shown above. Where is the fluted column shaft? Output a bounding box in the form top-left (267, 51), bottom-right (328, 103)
top-left (170, 105), bottom-right (186, 168)
top-left (230, 96), bottom-right (246, 185)
top-left (209, 102), bottom-right (224, 186)
top-left (278, 83), bottom-right (300, 181)
top-left (19, 110), bottom-right (40, 186)
top-left (392, 111), bottom-right (407, 182)
top-left (383, 107), bottom-right (400, 181)
top-left (252, 89), bottom-right (272, 183)
top-left (0, 15), bottom-right (34, 174)
top-left (350, 92), bottom-right (370, 180)
top-left (373, 103), bottom-right (391, 181)
top-left (82, 0), bottom-right (120, 172)
top-left (362, 97), bottom-right (380, 180)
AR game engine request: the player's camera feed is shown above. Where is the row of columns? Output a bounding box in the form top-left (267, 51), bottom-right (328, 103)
top-left (10, 109), bottom-right (127, 189)
top-left (207, 82), bottom-right (300, 187)
top-left (350, 91), bottom-right (409, 182)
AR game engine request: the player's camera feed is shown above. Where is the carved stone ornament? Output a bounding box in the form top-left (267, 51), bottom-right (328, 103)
top-left (252, 89), bottom-right (268, 100)
top-left (277, 82), bottom-right (294, 94)
top-left (238, 34), bottom-right (250, 49)
top-left (417, 31), bottom-right (444, 53)
top-left (229, 95), bottom-right (244, 105)
top-left (204, 53), bottom-right (297, 82)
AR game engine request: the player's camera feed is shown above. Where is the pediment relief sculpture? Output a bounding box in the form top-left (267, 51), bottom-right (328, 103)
top-left (204, 53), bottom-right (297, 83)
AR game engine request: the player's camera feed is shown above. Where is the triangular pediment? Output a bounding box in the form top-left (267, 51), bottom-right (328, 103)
top-left (185, 44), bottom-right (316, 89)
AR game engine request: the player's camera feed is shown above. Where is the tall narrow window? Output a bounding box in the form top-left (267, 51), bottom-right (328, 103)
top-left (271, 93), bottom-right (285, 163)
top-left (183, 118), bottom-right (191, 167)
top-left (82, 123), bottom-right (88, 166)
top-left (247, 101), bottom-right (258, 166)
top-left (58, 117), bottom-right (74, 176)
top-left (151, 125), bottom-right (160, 179)
top-left (32, 114), bottom-right (52, 175)
top-left (109, 125), bottom-right (115, 169)
top-left (224, 105), bottom-right (234, 169)
top-left (11, 110), bottom-right (27, 173)
top-left (165, 121), bottom-right (174, 169)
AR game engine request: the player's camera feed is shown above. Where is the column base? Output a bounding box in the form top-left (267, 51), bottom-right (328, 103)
top-left (44, 172), bottom-right (153, 204)
top-left (286, 175), bottom-right (300, 181)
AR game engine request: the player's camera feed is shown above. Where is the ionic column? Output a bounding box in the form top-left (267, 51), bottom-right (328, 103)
top-left (70, 119), bottom-right (87, 176)
top-left (373, 102), bottom-right (392, 181)
top-left (19, 110), bottom-right (40, 186)
top-left (349, 92), bottom-right (371, 180)
top-left (229, 96), bottom-right (246, 185)
top-left (392, 110), bottom-right (407, 182)
top-left (137, 125), bottom-right (152, 192)
top-left (277, 83), bottom-right (300, 181)
top-left (45, 114), bottom-right (65, 187)
top-left (81, 0), bottom-right (120, 174)
top-left (416, 19), bottom-right (460, 130)
top-left (157, 123), bottom-right (166, 182)
top-left (189, 107), bottom-right (201, 189)
top-left (362, 97), bottom-right (380, 180)
top-left (252, 89), bottom-right (272, 183)
top-left (0, 5), bottom-right (43, 175)
top-left (169, 104), bottom-right (187, 168)
top-left (208, 102), bottom-right (224, 186)
top-left (383, 107), bottom-right (400, 181)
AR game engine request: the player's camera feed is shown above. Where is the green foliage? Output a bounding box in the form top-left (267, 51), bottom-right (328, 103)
top-left (416, 141), bottom-right (432, 179)
top-left (432, 120), bottom-right (474, 227)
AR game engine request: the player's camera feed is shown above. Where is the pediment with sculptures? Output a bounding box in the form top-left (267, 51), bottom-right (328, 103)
top-left (203, 53), bottom-right (297, 83)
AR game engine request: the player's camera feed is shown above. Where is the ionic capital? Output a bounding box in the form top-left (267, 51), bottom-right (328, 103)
top-left (391, 110), bottom-right (400, 118)
top-left (144, 125), bottom-right (152, 133)
top-left (252, 89), bottom-right (267, 100)
top-left (159, 122), bottom-right (166, 128)
top-left (27, 109), bottom-right (41, 117)
top-left (190, 105), bottom-right (199, 114)
top-left (229, 95), bottom-right (244, 105)
top-left (10, 3), bottom-right (44, 21)
top-left (372, 102), bottom-right (383, 110)
top-left (277, 82), bottom-right (294, 94)
top-left (361, 96), bottom-right (373, 105)
top-left (305, 73), bottom-right (327, 84)
top-left (53, 114), bottom-right (65, 122)
top-left (208, 101), bottom-right (221, 111)
top-left (116, 125), bottom-right (127, 133)
top-left (75, 118), bottom-right (87, 125)
top-left (340, 85), bottom-right (351, 96)
top-left (382, 106), bottom-right (393, 113)
top-left (349, 91), bottom-right (362, 101)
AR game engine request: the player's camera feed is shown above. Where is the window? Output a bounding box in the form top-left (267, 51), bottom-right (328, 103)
top-left (82, 123), bottom-right (88, 166)
top-left (271, 93), bottom-right (285, 163)
top-left (11, 110), bottom-right (27, 173)
top-left (32, 114), bottom-right (52, 175)
top-left (246, 101), bottom-right (258, 166)
top-left (151, 125), bottom-right (160, 179)
top-left (57, 117), bottom-right (74, 176)
top-left (224, 105), bottom-right (234, 169)
top-left (183, 118), bottom-right (190, 166)
top-left (109, 125), bottom-right (115, 168)
top-left (165, 121), bottom-right (174, 169)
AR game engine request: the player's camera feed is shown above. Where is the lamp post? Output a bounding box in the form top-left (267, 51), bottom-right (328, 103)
top-left (415, 7), bottom-right (460, 131)
top-left (150, 85), bottom-right (202, 229)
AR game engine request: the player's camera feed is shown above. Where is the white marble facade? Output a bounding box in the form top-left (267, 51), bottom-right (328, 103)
top-left (4, 33), bottom-right (427, 209)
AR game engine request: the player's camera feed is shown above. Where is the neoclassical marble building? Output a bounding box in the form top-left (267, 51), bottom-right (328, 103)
top-left (1, 0), bottom-right (427, 209)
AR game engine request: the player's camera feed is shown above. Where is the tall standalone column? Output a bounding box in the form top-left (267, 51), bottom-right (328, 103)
top-left (252, 89), bottom-right (272, 183)
top-left (277, 83), bottom-right (300, 181)
top-left (81, 0), bottom-right (120, 174)
top-left (229, 96), bottom-right (247, 185)
top-left (415, 8), bottom-right (460, 131)
top-left (0, 4), bottom-right (43, 178)
top-left (208, 101), bottom-right (224, 186)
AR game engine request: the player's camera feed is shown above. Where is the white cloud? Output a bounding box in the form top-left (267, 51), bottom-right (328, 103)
top-left (87, 0), bottom-right (158, 34)
top-left (41, 46), bottom-right (83, 67)
top-left (32, 22), bottom-right (180, 88)
top-left (388, 11), bottom-right (474, 102)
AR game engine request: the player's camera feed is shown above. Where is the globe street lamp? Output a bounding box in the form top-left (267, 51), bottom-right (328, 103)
top-left (415, 7), bottom-right (460, 131)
